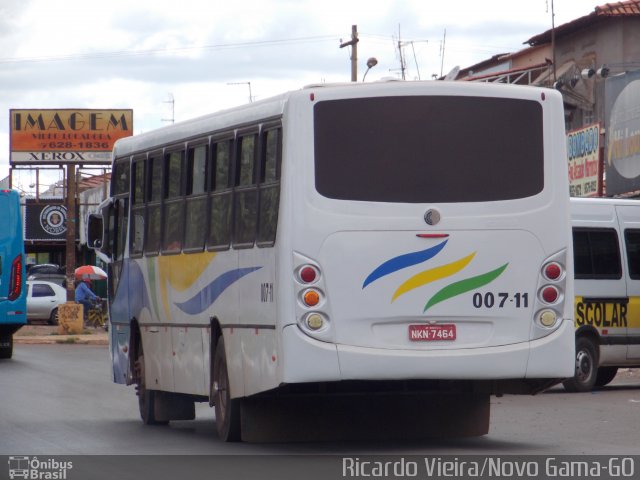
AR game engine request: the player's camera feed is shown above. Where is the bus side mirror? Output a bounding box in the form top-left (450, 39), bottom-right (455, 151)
top-left (87, 213), bottom-right (104, 251)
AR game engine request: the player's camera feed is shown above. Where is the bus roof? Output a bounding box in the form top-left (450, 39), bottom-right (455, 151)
top-left (112, 80), bottom-right (558, 159)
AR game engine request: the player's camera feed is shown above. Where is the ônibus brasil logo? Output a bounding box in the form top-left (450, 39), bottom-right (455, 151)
top-left (8, 456), bottom-right (73, 480)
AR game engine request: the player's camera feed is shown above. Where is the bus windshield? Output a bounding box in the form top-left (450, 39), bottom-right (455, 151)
top-left (313, 95), bottom-right (544, 203)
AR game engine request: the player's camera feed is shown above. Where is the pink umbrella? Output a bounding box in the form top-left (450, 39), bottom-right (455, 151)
top-left (74, 265), bottom-right (107, 280)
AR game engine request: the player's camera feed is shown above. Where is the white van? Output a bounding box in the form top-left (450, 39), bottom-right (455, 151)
top-left (567, 197), bottom-right (640, 391)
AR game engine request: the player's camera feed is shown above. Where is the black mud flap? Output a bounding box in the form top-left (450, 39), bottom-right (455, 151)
top-left (240, 392), bottom-right (489, 443)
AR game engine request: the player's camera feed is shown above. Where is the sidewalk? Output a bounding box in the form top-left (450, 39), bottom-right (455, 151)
top-left (14, 324), bottom-right (109, 345)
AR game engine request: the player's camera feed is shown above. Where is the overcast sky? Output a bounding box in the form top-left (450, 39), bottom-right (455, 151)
top-left (1, 0), bottom-right (599, 187)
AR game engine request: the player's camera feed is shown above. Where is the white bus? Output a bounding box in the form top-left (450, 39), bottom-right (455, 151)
top-left (89, 80), bottom-right (574, 441)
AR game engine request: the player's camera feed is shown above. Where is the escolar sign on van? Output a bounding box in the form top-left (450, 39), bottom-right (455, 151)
top-left (575, 298), bottom-right (628, 328)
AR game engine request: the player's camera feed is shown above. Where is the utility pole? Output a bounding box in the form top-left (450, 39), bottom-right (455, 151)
top-left (397, 25), bottom-right (406, 80)
top-left (65, 164), bottom-right (76, 301)
top-left (162, 93), bottom-right (175, 124)
top-left (340, 25), bottom-right (359, 82)
top-left (227, 82), bottom-right (253, 103)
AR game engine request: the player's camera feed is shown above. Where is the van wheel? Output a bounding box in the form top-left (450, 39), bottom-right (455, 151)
top-left (563, 337), bottom-right (598, 392)
top-left (595, 367), bottom-right (618, 388)
top-left (213, 336), bottom-right (241, 441)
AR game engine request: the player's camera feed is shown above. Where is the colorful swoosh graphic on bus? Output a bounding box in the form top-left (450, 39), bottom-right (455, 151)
top-left (362, 240), bottom-right (448, 288)
top-left (157, 252), bottom-right (217, 318)
top-left (391, 252), bottom-right (476, 301)
top-left (423, 263), bottom-right (509, 312)
top-left (363, 242), bottom-right (508, 312)
top-left (175, 267), bottom-right (262, 315)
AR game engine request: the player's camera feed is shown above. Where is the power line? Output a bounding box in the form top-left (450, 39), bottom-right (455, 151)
top-left (0, 35), bottom-right (339, 65)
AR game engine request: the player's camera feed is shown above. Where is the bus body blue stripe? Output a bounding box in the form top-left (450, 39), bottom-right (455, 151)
top-left (175, 267), bottom-right (262, 315)
top-left (362, 240), bottom-right (448, 288)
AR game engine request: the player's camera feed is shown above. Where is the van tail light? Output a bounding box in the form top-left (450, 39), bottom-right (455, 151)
top-left (9, 255), bottom-right (23, 301)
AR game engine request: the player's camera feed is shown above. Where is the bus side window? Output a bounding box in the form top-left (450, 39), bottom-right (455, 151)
top-left (624, 229), bottom-right (640, 279)
top-left (208, 139), bottom-right (232, 250)
top-left (145, 155), bottom-right (163, 256)
top-left (233, 133), bottom-right (259, 248)
top-left (130, 158), bottom-right (146, 258)
top-left (257, 127), bottom-right (281, 246)
top-left (112, 160), bottom-right (130, 196)
top-left (162, 150), bottom-right (185, 253)
top-left (184, 144), bottom-right (208, 252)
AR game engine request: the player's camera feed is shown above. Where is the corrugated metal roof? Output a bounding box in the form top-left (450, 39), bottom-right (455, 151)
top-left (526, 0), bottom-right (640, 46)
top-left (78, 172), bottom-right (110, 192)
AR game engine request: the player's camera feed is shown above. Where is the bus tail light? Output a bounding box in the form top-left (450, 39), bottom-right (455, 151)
top-left (532, 251), bottom-right (567, 334)
top-left (302, 289), bottom-right (321, 307)
top-left (541, 285), bottom-right (559, 304)
top-left (298, 265), bottom-right (318, 284)
top-left (543, 262), bottom-right (562, 281)
top-left (305, 313), bottom-right (326, 331)
top-left (8, 255), bottom-right (23, 301)
top-left (538, 309), bottom-right (558, 327)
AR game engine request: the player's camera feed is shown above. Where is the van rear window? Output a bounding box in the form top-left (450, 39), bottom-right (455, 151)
top-left (314, 95), bottom-right (544, 203)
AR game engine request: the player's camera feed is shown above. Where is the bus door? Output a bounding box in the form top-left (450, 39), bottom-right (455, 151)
top-left (108, 197), bottom-right (131, 383)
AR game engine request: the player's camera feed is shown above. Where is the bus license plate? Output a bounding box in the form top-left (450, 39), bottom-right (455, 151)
top-left (409, 324), bottom-right (456, 341)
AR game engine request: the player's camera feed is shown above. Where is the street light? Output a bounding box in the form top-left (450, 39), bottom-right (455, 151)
top-left (362, 57), bottom-right (378, 82)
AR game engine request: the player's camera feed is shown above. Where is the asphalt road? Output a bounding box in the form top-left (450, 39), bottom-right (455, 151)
top-left (1, 344), bottom-right (640, 456)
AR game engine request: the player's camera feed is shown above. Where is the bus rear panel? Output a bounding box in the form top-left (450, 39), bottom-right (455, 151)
top-left (280, 83), bottom-right (574, 393)
top-left (0, 190), bottom-right (27, 359)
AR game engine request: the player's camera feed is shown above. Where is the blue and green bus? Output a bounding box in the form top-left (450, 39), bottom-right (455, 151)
top-left (0, 189), bottom-right (27, 359)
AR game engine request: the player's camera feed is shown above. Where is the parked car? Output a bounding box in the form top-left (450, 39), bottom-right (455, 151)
top-left (26, 280), bottom-right (67, 325)
top-left (27, 264), bottom-right (66, 287)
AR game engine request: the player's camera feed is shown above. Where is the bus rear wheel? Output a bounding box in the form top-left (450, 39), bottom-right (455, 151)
top-left (563, 336), bottom-right (598, 392)
top-left (213, 336), bottom-right (241, 442)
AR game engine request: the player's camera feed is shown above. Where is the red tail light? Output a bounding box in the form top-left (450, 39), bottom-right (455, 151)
top-left (8, 255), bottom-right (23, 301)
top-left (298, 265), bottom-right (318, 284)
top-left (541, 286), bottom-right (559, 304)
top-left (543, 262), bottom-right (562, 280)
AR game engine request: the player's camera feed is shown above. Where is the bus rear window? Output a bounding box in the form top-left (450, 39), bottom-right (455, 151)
top-left (314, 95), bottom-right (544, 203)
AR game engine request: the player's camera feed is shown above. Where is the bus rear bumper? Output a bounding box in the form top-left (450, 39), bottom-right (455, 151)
top-left (281, 320), bottom-right (575, 383)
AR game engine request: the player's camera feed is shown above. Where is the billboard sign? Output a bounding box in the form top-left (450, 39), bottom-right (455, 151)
top-left (604, 70), bottom-right (640, 196)
top-left (23, 200), bottom-right (78, 242)
top-left (10, 109), bottom-right (133, 165)
top-left (567, 123), bottom-right (601, 197)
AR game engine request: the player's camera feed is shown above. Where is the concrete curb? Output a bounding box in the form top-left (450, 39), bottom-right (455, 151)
top-left (14, 335), bottom-right (109, 346)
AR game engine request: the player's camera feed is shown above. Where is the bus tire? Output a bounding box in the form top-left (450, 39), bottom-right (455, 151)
top-left (213, 336), bottom-right (241, 442)
top-left (595, 366), bottom-right (618, 388)
top-left (0, 334), bottom-right (13, 359)
top-left (563, 336), bottom-right (598, 392)
top-left (135, 353), bottom-right (169, 426)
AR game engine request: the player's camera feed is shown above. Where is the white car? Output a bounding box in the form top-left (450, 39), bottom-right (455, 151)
top-left (26, 280), bottom-right (68, 325)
